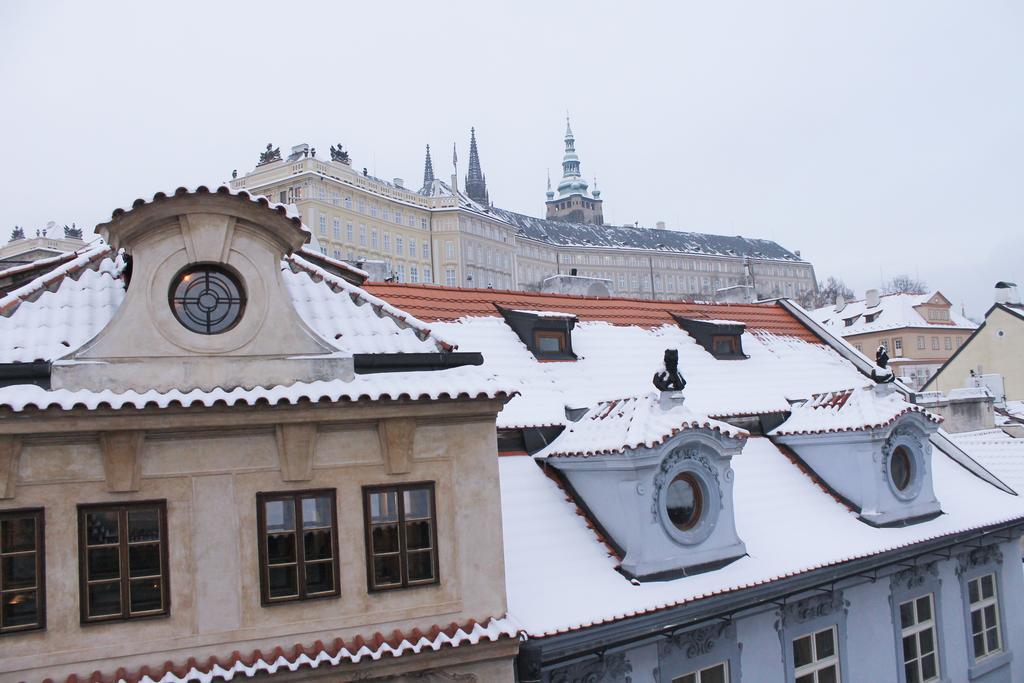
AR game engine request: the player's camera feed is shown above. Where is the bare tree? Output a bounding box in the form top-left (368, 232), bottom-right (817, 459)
top-left (882, 274), bottom-right (928, 295)
top-left (804, 276), bottom-right (854, 309)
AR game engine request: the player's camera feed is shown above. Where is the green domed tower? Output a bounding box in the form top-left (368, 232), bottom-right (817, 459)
top-left (545, 116), bottom-right (604, 225)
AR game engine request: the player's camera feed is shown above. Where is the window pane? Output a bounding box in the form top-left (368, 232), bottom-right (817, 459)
top-left (87, 547), bottom-right (120, 581)
top-left (815, 628), bottom-right (835, 658)
top-left (701, 663), bottom-right (727, 683)
top-left (793, 635), bottom-right (813, 668)
top-left (403, 488), bottom-right (432, 519)
top-left (903, 634), bottom-right (917, 661)
top-left (900, 601), bottom-right (915, 628)
top-left (795, 675), bottom-right (813, 683)
top-left (407, 550), bottom-right (435, 582)
top-left (2, 590), bottom-right (38, 627)
top-left (86, 511), bottom-right (120, 545)
top-left (304, 529), bottom-right (333, 560)
top-left (986, 627), bottom-right (1000, 653)
top-left (981, 574), bottom-right (994, 599)
top-left (372, 524), bottom-right (399, 554)
top-left (537, 334), bottom-right (562, 353)
top-left (971, 609), bottom-right (983, 634)
top-left (127, 509), bottom-right (160, 542)
top-left (916, 596), bottom-right (931, 623)
top-left (406, 520), bottom-right (432, 550)
top-left (921, 652), bottom-right (937, 680)
top-left (1, 517), bottom-right (36, 553)
top-left (973, 633), bottom-right (984, 657)
top-left (671, 675), bottom-right (695, 683)
top-left (969, 579), bottom-right (980, 604)
top-left (264, 499), bottom-right (295, 533)
top-left (266, 532), bottom-right (296, 565)
top-left (905, 662), bottom-right (918, 683)
top-left (2, 554), bottom-right (36, 590)
top-left (88, 581), bottom-right (121, 617)
top-left (373, 555), bottom-right (401, 587)
top-left (129, 578), bottom-right (162, 612)
top-left (984, 605), bottom-right (997, 628)
top-left (302, 496), bottom-right (332, 529)
top-left (304, 561), bottom-right (334, 594)
top-left (370, 491), bottom-right (398, 522)
top-left (268, 565), bottom-right (298, 598)
top-left (129, 544), bottom-right (161, 577)
top-left (919, 627), bottom-right (935, 654)
top-left (818, 664), bottom-right (837, 683)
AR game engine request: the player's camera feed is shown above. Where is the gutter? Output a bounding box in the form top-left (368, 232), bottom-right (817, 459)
top-left (0, 361), bottom-right (50, 389)
top-left (519, 517), bottom-right (1024, 669)
top-left (353, 352), bottom-right (484, 374)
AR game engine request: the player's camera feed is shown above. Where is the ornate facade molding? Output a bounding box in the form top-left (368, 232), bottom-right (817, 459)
top-left (775, 591), bottom-right (847, 631)
top-left (890, 561), bottom-right (939, 593)
top-left (651, 447), bottom-right (721, 520)
top-left (956, 544), bottom-right (1003, 576)
top-left (659, 622), bottom-right (730, 660)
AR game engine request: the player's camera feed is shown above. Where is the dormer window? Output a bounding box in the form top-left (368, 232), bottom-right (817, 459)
top-left (890, 446), bottom-right (912, 491)
top-left (169, 264), bottom-right (246, 335)
top-left (497, 306), bottom-right (577, 361)
top-left (672, 316), bottom-right (747, 360)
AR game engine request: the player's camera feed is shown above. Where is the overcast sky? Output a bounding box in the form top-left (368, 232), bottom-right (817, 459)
top-left (1, 1), bottom-right (1020, 317)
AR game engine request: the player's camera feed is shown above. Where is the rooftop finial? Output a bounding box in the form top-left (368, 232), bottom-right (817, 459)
top-left (422, 144), bottom-right (435, 189)
top-left (565, 111), bottom-right (573, 137)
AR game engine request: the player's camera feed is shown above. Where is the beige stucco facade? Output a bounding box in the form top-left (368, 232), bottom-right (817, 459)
top-left (924, 305), bottom-right (1024, 401)
top-left (841, 326), bottom-right (971, 388)
top-left (0, 191), bottom-right (515, 682)
top-left (229, 147), bottom-right (817, 301)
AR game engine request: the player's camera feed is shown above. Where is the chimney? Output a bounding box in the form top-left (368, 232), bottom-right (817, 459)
top-left (834, 294), bottom-right (846, 313)
top-left (795, 250), bottom-right (801, 259)
top-left (393, 178), bottom-right (404, 188)
top-left (865, 289), bottom-right (880, 308)
top-left (995, 281), bottom-right (1020, 305)
top-left (656, 221), bottom-right (666, 229)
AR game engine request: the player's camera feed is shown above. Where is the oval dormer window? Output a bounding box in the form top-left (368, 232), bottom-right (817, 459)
top-left (169, 264), bottom-right (246, 334)
top-left (890, 446), bottom-right (913, 491)
top-left (666, 472), bottom-right (704, 531)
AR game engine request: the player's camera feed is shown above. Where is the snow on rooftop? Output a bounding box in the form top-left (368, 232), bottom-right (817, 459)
top-left (539, 393), bottom-right (745, 458)
top-left (948, 429), bottom-right (1024, 493)
top-left (500, 437), bottom-right (1024, 637)
top-left (771, 384), bottom-right (941, 436)
top-left (809, 292), bottom-right (977, 337)
top-left (507, 309), bottom-right (578, 320)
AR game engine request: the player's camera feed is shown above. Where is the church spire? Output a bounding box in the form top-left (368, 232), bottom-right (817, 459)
top-left (556, 114), bottom-right (588, 198)
top-left (464, 127), bottom-right (490, 205)
top-left (422, 144), bottom-right (435, 190)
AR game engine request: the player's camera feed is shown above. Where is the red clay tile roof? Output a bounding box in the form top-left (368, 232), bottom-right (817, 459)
top-left (362, 283), bottom-right (823, 343)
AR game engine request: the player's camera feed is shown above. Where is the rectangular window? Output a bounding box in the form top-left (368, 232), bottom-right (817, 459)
top-left (396, 236), bottom-right (404, 254)
top-left (893, 338), bottom-right (903, 356)
top-left (711, 335), bottom-right (739, 356)
top-left (0, 508), bottom-right (45, 633)
top-left (383, 233), bottom-right (391, 251)
top-left (371, 229), bottom-right (379, 249)
top-left (256, 490), bottom-right (339, 605)
top-left (445, 267), bottom-right (456, 287)
top-left (956, 336), bottom-right (963, 347)
top-left (318, 215), bottom-right (327, 235)
top-left (409, 238), bottom-right (416, 257)
top-left (423, 267), bottom-right (432, 283)
top-left (410, 266), bottom-right (419, 284)
top-left (446, 241), bottom-right (454, 260)
top-left (931, 337), bottom-right (939, 350)
top-left (968, 573), bottom-right (1002, 661)
top-left (944, 337), bottom-right (952, 351)
top-left (78, 501), bottom-right (168, 623)
top-left (359, 224), bottom-right (367, 246)
top-left (421, 217), bottom-right (428, 229)
top-left (332, 218), bottom-right (340, 239)
top-left (792, 626), bottom-right (839, 683)
top-left (343, 196), bottom-right (351, 209)
top-left (346, 222), bottom-right (353, 242)
top-left (534, 330), bottom-right (566, 354)
top-left (396, 264), bottom-right (405, 282)
top-left (900, 594), bottom-right (940, 682)
top-left (422, 242), bottom-right (430, 259)
top-left (672, 662), bottom-right (729, 683)
top-left (363, 483), bottom-right (438, 591)
top-left (917, 336), bottom-right (925, 350)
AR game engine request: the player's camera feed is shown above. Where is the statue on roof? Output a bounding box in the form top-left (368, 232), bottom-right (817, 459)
top-left (330, 144), bottom-right (350, 164)
top-left (10, 226), bottom-right (24, 241)
top-left (258, 143), bottom-right (281, 165)
top-left (871, 345), bottom-right (896, 384)
top-left (64, 223), bottom-right (83, 239)
top-left (653, 348), bottom-right (687, 392)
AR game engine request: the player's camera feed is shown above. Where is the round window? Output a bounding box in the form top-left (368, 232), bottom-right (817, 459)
top-left (890, 445), bottom-right (913, 491)
top-left (169, 265), bottom-right (245, 334)
top-left (666, 472), bottom-right (703, 531)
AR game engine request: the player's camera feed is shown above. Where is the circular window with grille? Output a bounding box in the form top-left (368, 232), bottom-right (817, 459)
top-left (168, 265), bottom-right (246, 334)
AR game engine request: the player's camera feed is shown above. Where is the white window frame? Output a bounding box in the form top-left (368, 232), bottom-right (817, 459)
top-left (793, 626), bottom-right (840, 682)
top-left (671, 661), bottom-right (729, 683)
top-left (968, 573), bottom-right (1002, 661)
top-left (899, 594), bottom-right (940, 682)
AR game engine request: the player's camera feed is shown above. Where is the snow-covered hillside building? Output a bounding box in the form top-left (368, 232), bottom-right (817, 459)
top-left (1, 187), bottom-right (1023, 683)
top-left (811, 290), bottom-right (977, 390)
top-left (365, 281), bottom-right (1024, 683)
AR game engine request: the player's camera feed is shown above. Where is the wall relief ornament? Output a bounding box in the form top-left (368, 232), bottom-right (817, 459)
top-left (659, 622), bottom-right (729, 660)
top-left (549, 652), bottom-right (632, 683)
top-left (775, 592), bottom-right (847, 631)
top-left (651, 447), bottom-right (721, 520)
top-left (891, 561), bottom-right (939, 592)
top-left (956, 545), bottom-right (1003, 577)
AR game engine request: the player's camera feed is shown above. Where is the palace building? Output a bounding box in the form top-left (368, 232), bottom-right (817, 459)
top-left (228, 122), bottom-right (817, 302)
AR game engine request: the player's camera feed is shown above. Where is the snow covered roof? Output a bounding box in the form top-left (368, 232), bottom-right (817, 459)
top-left (540, 393), bottom-right (746, 458)
top-left (948, 429), bottom-right (1024, 493)
top-left (49, 616), bottom-right (517, 683)
top-left (809, 291), bottom-right (977, 336)
top-left (771, 385), bottom-right (942, 436)
top-left (490, 207), bottom-right (805, 262)
top-left (500, 436), bottom-right (1024, 637)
